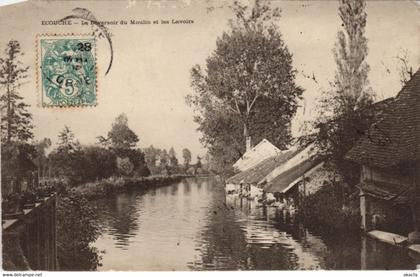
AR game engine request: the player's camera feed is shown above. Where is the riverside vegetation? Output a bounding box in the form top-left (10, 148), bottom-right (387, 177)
top-left (0, 44), bottom-right (202, 270)
top-left (186, 0), bottom-right (388, 234)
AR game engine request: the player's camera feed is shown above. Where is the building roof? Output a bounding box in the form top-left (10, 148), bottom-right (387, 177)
top-left (357, 180), bottom-right (410, 201)
top-left (264, 157), bottom-right (323, 193)
top-left (226, 149), bottom-right (296, 185)
top-left (261, 142), bottom-right (316, 184)
top-left (346, 69), bottom-right (420, 168)
top-left (233, 139), bottom-right (281, 172)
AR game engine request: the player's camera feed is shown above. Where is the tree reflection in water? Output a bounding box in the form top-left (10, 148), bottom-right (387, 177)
top-left (93, 192), bottom-right (140, 249)
top-left (90, 177), bottom-right (420, 271)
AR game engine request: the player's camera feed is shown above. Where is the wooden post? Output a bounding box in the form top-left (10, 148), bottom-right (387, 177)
top-left (360, 189), bottom-right (368, 231)
top-left (304, 178), bottom-right (307, 216)
top-left (361, 235), bottom-right (367, 269)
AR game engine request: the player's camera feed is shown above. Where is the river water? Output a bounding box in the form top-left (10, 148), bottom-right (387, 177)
top-left (91, 177), bottom-right (419, 271)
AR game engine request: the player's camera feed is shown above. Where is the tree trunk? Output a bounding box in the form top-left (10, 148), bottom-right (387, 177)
top-left (243, 122), bottom-right (248, 139)
top-left (38, 156), bottom-right (41, 189)
top-left (6, 83), bottom-right (11, 143)
top-left (243, 121), bottom-right (251, 152)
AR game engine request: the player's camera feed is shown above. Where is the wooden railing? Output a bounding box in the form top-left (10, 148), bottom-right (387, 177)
top-left (2, 195), bottom-right (57, 271)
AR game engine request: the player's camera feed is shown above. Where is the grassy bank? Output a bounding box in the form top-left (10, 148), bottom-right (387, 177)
top-left (73, 175), bottom-right (188, 200)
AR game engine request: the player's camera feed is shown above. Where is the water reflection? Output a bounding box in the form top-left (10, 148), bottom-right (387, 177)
top-left (225, 196), bottom-right (324, 270)
top-left (92, 192), bottom-right (140, 250)
top-left (91, 177), bottom-right (419, 271)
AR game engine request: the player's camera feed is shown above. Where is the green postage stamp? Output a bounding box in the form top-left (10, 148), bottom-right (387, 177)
top-left (37, 34), bottom-right (97, 107)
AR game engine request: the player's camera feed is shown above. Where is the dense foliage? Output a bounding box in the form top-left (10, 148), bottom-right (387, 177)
top-left (48, 126), bottom-right (86, 185)
top-left (143, 145), bottom-right (206, 175)
top-left (1, 142), bottom-right (37, 193)
top-left (143, 145), bottom-right (183, 175)
top-left (82, 145), bottom-right (118, 180)
top-left (182, 148), bottom-right (192, 169)
top-left (0, 41), bottom-right (36, 195)
top-left (312, 0), bottom-right (374, 186)
top-left (303, 183), bottom-right (360, 233)
top-left (49, 123), bottom-right (150, 186)
top-left (0, 40), bottom-right (33, 143)
top-left (56, 187), bottom-right (102, 270)
top-left (106, 113), bottom-right (139, 149)
top-left (187, 0), bottom-right (303, 174)
top-left (0, 37), bottom-right (207, 272)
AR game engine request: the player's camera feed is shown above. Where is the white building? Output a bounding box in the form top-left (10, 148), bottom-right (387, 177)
top-left (233, 139), bottom-right (281, 172)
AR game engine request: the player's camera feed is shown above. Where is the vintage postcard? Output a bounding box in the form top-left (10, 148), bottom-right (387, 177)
top-left (0, 0), bottom-right (419, 273)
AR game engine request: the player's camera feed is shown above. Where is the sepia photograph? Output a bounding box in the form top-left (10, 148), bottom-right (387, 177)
top-left (0, 0), bottom-right (419, 272)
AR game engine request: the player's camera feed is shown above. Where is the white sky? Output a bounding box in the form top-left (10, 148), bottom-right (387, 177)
top-left (0, 0), bottom-right (418, 159)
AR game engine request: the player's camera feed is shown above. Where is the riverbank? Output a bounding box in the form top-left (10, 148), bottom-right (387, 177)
top-left (91, 179), bottom-right (418, 270)
top-left (74, 175), bottom-right (189, 200)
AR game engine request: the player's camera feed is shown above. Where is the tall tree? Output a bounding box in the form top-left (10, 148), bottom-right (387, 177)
top-left (334, 0), bottom-right (371, 103)
top-left (144, 145), bottom-right (158, 168)
top-left (1, 142), bottom-right (37, 194)
top-left (34, 138), bottom-right (52, 179)
top-left (314, 0), bottom-right (374, 185)
top-left (107, 113), bottom-right (139, 149)
top-left (187, 0), bottom-right (303, 172)
top-left (99, 114), bottom-right (149, 177)
top-left (182, 148), bottom-right (192, 169)
top-left (0, 40), bottom-right (33, 143)
top-left (168, 147), bottom-right (176, 159)
top-left (160, 149), bottom-right (169, 168)
top-left (196, 155), bottom-right (202, 169)
top-left (168, 147), bottom-right (178, 167)
top-left (0, 41), bottom-right (35, 194)
top-left (57, 126), bottom-right (80, 153)
top-left (82, 146), bottom-right (117, 181)
top-left (49, 126), bottom-right (85, 185)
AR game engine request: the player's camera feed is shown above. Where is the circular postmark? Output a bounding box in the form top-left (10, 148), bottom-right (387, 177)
top-left (41, 38), bottom-right (97, 107)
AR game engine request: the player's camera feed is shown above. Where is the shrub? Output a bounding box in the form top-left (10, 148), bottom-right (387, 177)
top-left (56, 188), bottom-right (102, 270)
top-left (117, 157), bottom-right (134, 176)
top-left (303, 183), bottom-right (360, 233)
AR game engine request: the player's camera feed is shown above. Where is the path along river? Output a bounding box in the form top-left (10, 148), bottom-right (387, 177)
top-left (91, 177), bottom-right (419, 270)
